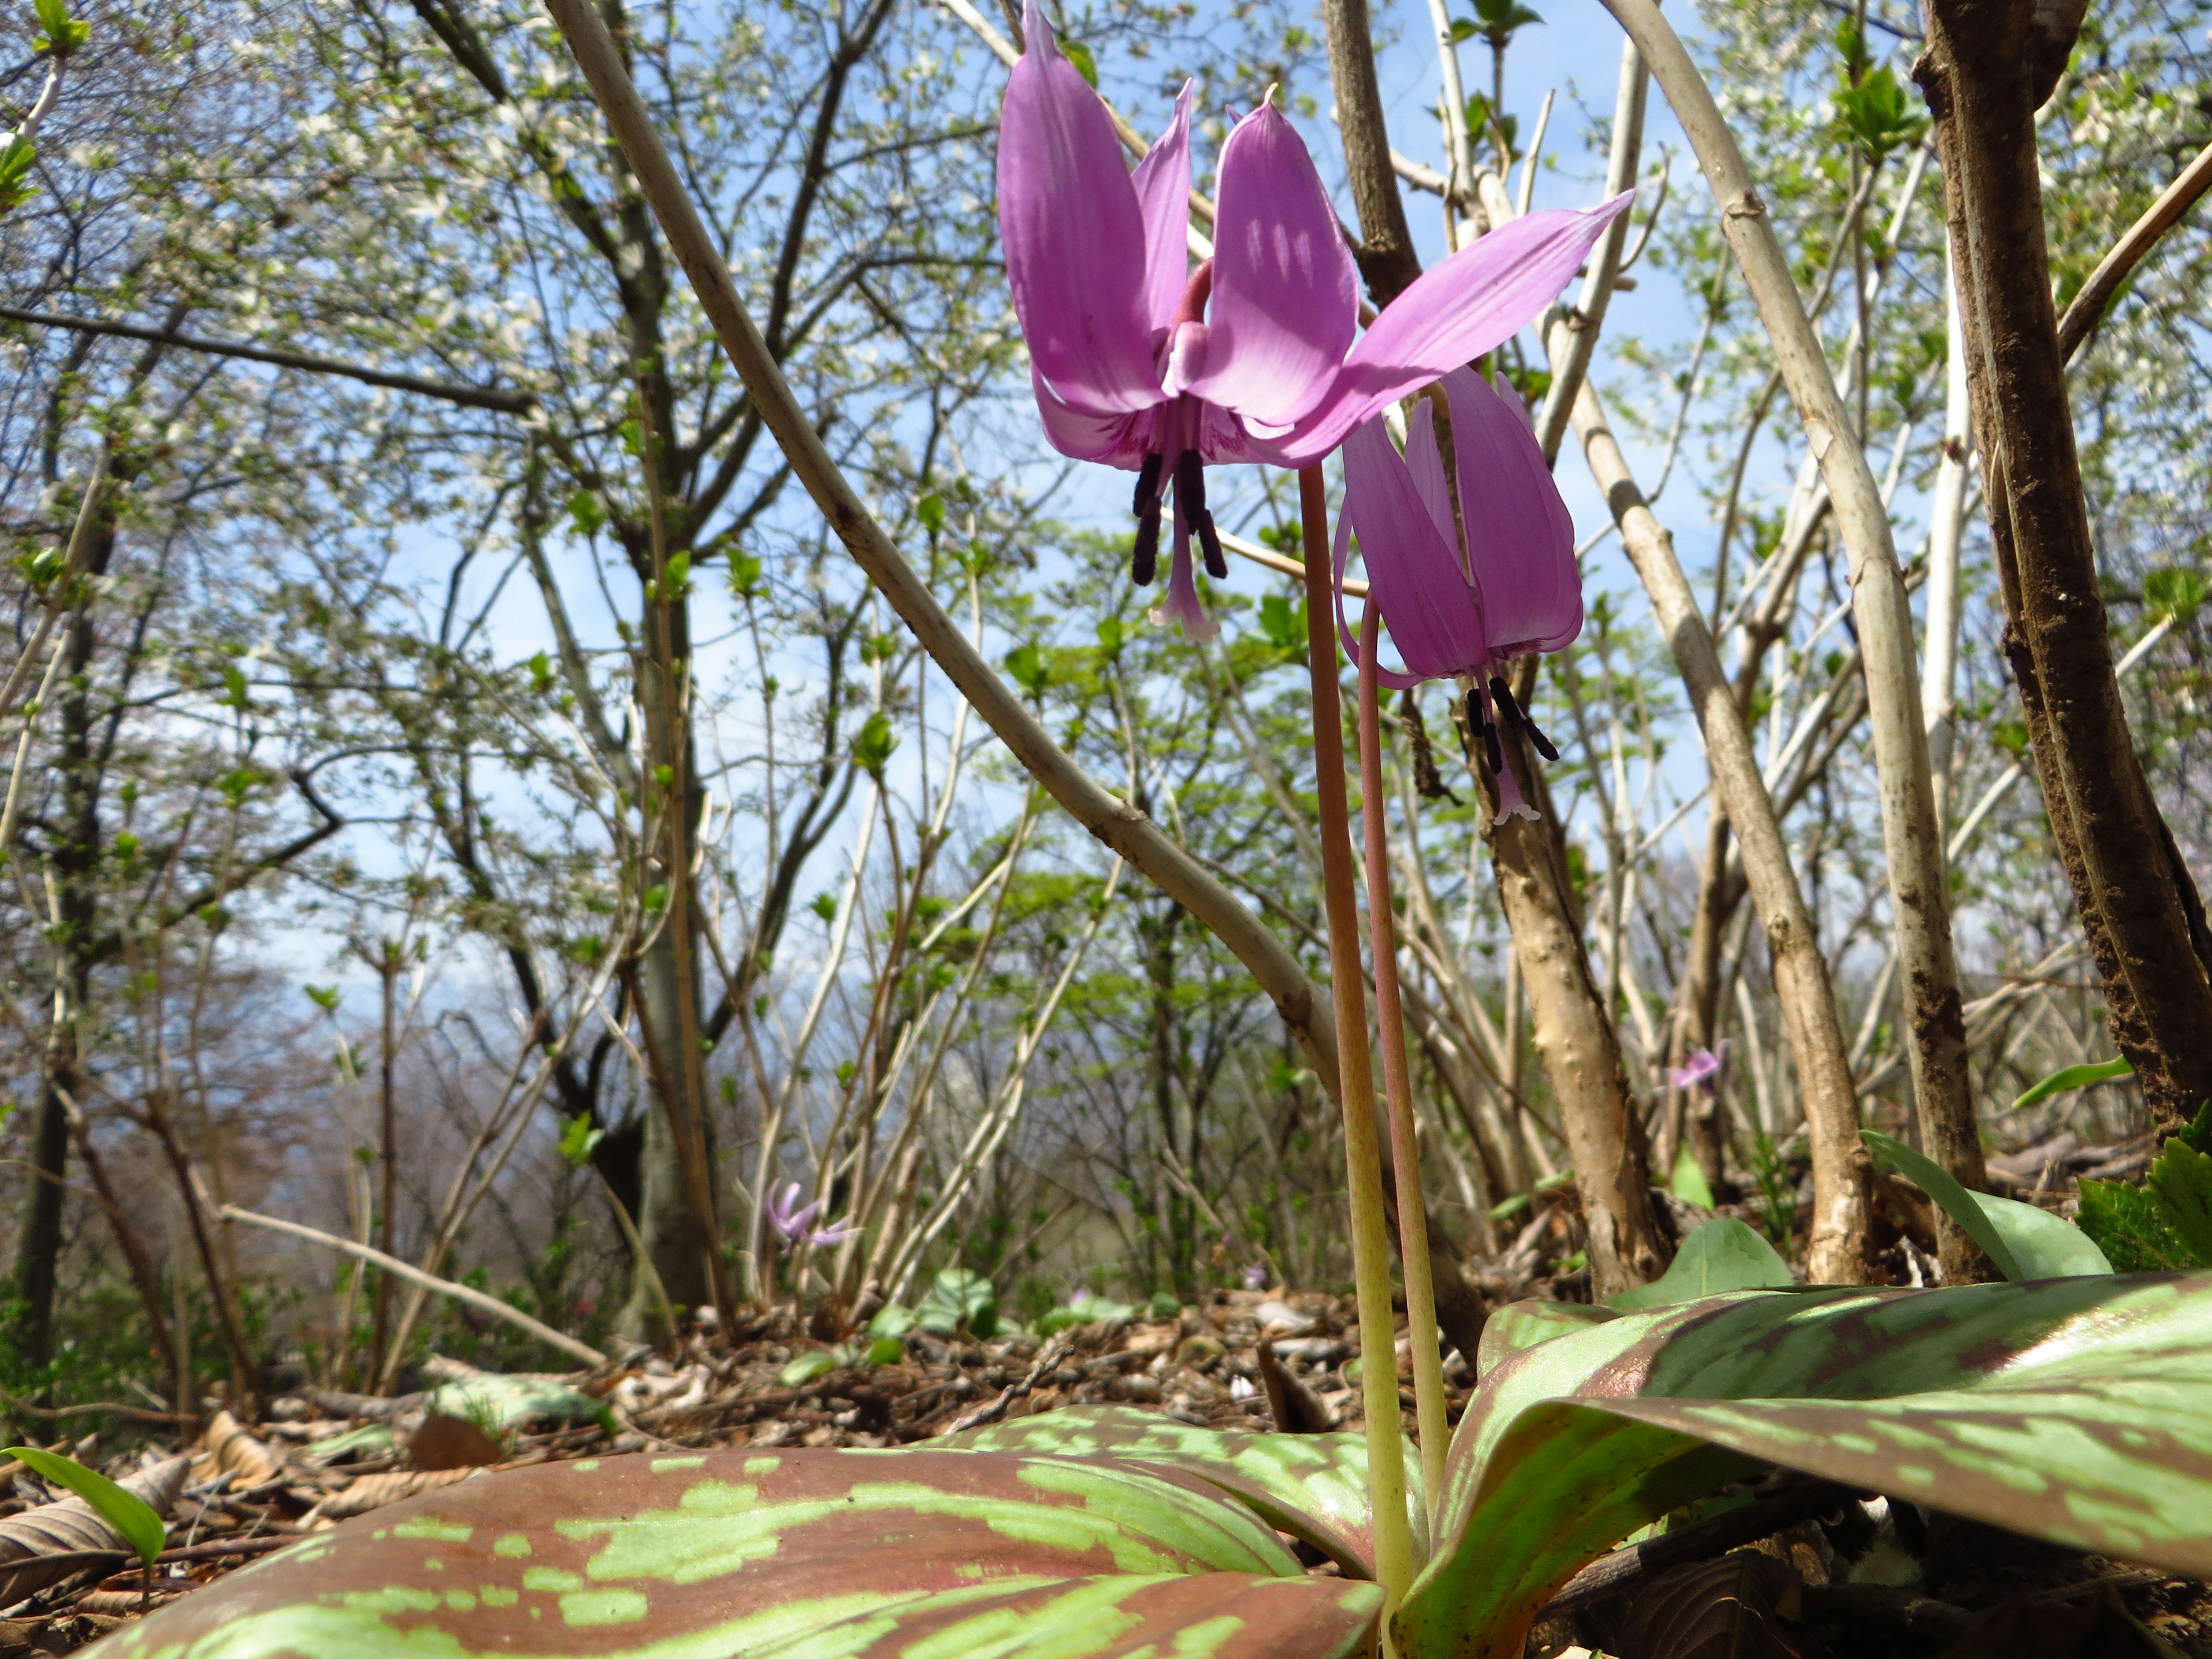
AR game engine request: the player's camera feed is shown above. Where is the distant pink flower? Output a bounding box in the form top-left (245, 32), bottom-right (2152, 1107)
top-left (1334, 366), bottom-right (1580, 823)
top-left (1669, 1044), bottom-right (1728, 1093)
top-left (766, 1182), bottom-right (858, 1248)
top-left (997, 0), bottom-right (1626, 636)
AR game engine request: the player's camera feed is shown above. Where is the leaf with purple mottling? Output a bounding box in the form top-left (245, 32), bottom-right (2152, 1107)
top-left (1399, 1273), bottom-right (2212, 1659)
top-left (89, 1445), bottom-right (1378, 1659)
top-left (947, 1403), bottom-right (1418, 1577)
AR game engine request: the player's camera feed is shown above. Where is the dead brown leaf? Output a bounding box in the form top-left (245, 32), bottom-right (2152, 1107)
top-left (1617, 1551), bottom-right (1825, 1659)
top-left (0, 1457), bottom-right (189, 1609)
top-left (192, 1413), bottom-right (278, 1491)
top-left (406, 1415), bottom-right (503, 1472)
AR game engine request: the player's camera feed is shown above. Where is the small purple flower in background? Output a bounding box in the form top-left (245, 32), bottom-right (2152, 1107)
top-left (1242, 1261), bottom-right (1268, 1290)
top-left (996, 0), bottom-right (1626, 636)
top-left (1669, 1043), bottom-right (1729, 1094)
top-left (1335, 366), bottom-right (1581, 823)
top-left (766, 1182), bottom-right (859, 1248)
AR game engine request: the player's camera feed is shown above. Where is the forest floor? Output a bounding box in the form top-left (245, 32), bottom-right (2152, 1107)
top-left (1, 1281), bottom-right (2205, 1658)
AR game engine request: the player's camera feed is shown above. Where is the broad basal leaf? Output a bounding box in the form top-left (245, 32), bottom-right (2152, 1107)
top-left (94, 1445), bottom-right (1380, 1659)
top-left (1863, 1129), bottom-right (2112, 1279)
top-left (1608, 1219), bottom-right (1793, 1309)
top-left (1399, 1273), bottom-right (2212, 1659)
top-left (1474, 1300), bottom-right (1620, 1378)
top-left (948, 1404), bottom-right (1421, 1578)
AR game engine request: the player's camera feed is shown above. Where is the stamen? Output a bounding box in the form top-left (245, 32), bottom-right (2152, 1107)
top-left (1132, 452), bottom-right (1164, 517)
top-left (1471, 695), bottom-right (1503, 777)
top-left (1490, 675), bottom-right (1561, 763)
top-left (1175, 450), bottom-right (1227, 579)
top-left (1134, 499), bottom-right (1161, 586)
top-left (1131, 453), bottom-right (1165, 585)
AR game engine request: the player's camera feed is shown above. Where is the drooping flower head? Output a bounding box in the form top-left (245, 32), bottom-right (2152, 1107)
top-left (997, 0), bottom-right (1627, 636)
top-left (1335, 366), bottom-right (1581, 823)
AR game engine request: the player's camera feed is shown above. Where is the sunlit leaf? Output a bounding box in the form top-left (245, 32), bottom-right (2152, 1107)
top-left (2012, 1055), bottom-right (2133, 1111)
top-left (1609, 1219), bottom-right (1791, 1309)
top-left (1400, 1274), bottom-right (2212, 1659)
top-left (948, 1404), bottom-right (1421, 1578)
top-left (3, 1447), bottom-right (165, 1569)
top-left (1862, 1129), bottom-right (2112, 1279)
top-left (94, 1447), bottom-right (1377, 1659)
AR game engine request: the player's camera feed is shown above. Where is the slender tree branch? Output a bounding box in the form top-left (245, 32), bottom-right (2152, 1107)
top-left (0, 306), bottom-right (534, 413)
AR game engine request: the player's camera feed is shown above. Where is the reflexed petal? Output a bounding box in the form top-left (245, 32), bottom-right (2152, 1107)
top-left (999, 1), bottom-right (1166, 413)
top-left (1332, 503), bottom-right (1425, 691)
top-left (1131, 82), bottom-right (1195, 328)
top-left (1341, 416), bottom-right (1488, 683)
top-left (1173, 101), bottom-right (1359, 428)
top-left (1031, 365), bottom-right (1156, 465)
top-left (1400, 399), bottom-right (1460, 558)
top-left (1441, 368), bottom-right (1581, 656)
top-left (1257, 195), bottom-right (1633, 465)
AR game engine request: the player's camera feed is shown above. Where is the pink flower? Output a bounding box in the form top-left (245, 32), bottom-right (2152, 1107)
top-left (1335, 367), bottom-right (1580, 823)
top-left (766, 1182), bottom-right (859, 1248)
top-left (1669, 1044), bottom-right (1728, 1093)
top-left (997, 0), bottom-right (1626, 635)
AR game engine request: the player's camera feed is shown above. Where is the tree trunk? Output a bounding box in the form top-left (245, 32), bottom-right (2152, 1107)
top-left (1914, 0), bottom-right (2212, 1132)
top-left (1474, 711), bottom-right (1669, 1299)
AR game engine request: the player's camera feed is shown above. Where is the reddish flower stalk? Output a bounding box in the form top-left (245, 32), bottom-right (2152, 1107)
top-left (1299, 463), bottom-right (1417, 1616)
top-left (1358, 601), bottom-right (1450, 1512)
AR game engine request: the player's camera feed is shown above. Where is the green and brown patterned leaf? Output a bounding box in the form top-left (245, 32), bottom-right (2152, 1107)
top-left (947, 1404), bottom-right (1419, 1577)
top-left (92, 1445), bottom-right (1380, 1659)
top-left (1399, 1272), bottom-right (2212, 1659)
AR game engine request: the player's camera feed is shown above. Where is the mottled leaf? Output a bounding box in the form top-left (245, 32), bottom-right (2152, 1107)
top-left (96, 1445), bottom-right (1372, 1659)
top-left (1610, 1220), bottom-right (1793, 1309)
top-left (1474, 1300), bottom-right (1620, 1378)
top-left (1400, 1274), bottom-right (2212, 1659)
top-left (947, 1404), bottom-right (1420, 1578)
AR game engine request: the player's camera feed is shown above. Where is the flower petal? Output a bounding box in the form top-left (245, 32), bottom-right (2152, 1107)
top-left (1131, 82), bottom-right (1195, 328)
top-left (1441, 367), bottom-right (1581, 655)
top-left (1332, 501), bottom-right (1425, 690)
top-left (1400, 399), bottom-right (1459, 556)
top-left (1172, 101), bottom-right (1358, 429)
top-left (1257, 194), bottom-right (1633, 465)
top-left (1030, 364), bottom-right (1154, 465)
top-left (998, 1), bottom-right (1166, 414)
top-left (1342, 415), bottom-right (1488, 683)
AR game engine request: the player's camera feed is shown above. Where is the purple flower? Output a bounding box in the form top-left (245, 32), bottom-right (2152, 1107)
top-left (765, 1181), bottom-right (821, 1243)
top-left (1242, 1262), bottom-right (1268, 1290)
top-left (1335, 367), bottom-right (1580, 823)
top-left (1669, 1044), bottom-right (1729, 1094)
top-left (997, 0), bottom-right (1627, 635)
top-left (765, 1182), bottom-right (859, 1248)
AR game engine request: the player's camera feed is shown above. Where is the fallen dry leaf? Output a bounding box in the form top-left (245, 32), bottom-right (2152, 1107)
top-left (1616, 1551), bottom-right (1824, 1659)
top-left (0, 1457), bottom-right (189, 1609)
top-left (191, 1413), bottom-right (278, 1491)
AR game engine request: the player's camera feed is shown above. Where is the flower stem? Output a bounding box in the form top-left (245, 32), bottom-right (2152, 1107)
top-left (1298, 464), bottom-right (1416, 1623)
top-left (1356, 603), bottom-right (1451, 1518)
